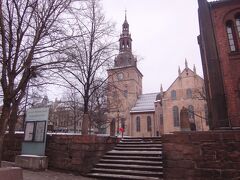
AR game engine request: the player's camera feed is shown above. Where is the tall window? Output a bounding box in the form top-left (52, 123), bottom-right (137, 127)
top-left (173, 106), bottom-right (179, 127)
top-left (188, 105), bottom-right (195, 120)
top-left (147, 116), bottom-right (152, 132)
top-left (226, 21), bottom-right (237, 52)
top-left (236, 15), bottom-right (240, 37)
top-left (136, 116), bottom-right (140, 132)
top-left (186, 88), bottom-right (192, 99)
top-left (124, 90), bottom-right (128, 97)
top-left (171, 90), bottom-right (177, 100)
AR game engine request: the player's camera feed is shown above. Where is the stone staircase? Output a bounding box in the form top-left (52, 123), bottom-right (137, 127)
top-left (87, 137), bottom-right (163, 180)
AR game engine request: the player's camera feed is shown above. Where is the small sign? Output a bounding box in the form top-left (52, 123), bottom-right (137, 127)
top-left (34, 121), bottom-right (46, 142)
top-left (22, 107), bottom-right (49, 156)
top-left (24, 122), bottom-right (34, 141)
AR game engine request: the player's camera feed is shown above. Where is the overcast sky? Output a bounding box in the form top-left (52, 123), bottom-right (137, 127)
top-left (102, 0), bottom-right (203, 93)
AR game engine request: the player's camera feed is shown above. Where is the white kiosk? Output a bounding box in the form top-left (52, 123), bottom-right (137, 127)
top-left (15, 107), bottom-right (49, 170)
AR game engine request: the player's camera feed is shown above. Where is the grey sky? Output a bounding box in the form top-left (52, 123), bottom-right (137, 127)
top-left (102, 0), bottom-right (203, 93)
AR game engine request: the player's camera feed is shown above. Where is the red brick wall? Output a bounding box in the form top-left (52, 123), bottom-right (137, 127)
top-left (2, 134), bottom-right (119, 174)
top-left (163, 131), bottom-right (240, 179)
top-left (46, 135), bottom-right (119, 174)
top-left (211, 1), bottom-right (240, 127)
top-left (2, 134), bottom-right (23, 162)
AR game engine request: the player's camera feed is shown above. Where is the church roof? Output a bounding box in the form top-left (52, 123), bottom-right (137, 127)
top-left (130, 93), bottom-right (158, 113)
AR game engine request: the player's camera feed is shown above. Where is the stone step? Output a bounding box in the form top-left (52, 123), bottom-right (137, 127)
top-left (116, 143), bottom-right (162, 147)
top-left (87, 136), bottom-right (164, 179)
top-left (95, 163), bottom-right (163, 171)
top-left (103, 155), bottom-right (162, 161)
top-left (107, 150), bottom-right (162, 156)
top-left (87, 172), bottom-right (162, 180)
top-left (122, 137), bottom-right (162, 140)
top-left (99, 159), bottom-right (163, 166)
top-left (114, 147), bottom-right (162, 151)
top-left (120, 139), bottom-right (161, 142)
top-left (120, 141), bottom-right (162, 144)
top-left (92, 168), bottom-right (163, 177)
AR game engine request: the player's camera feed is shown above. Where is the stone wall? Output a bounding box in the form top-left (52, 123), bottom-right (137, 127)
top-left (163, 131), bottom-right (240, 179)
top-left (2, 134), bottom-right (119, 174)
top-left (2, 134), bottom-right (23, 162)
top-left (46, 134), bottom-right (119, 174)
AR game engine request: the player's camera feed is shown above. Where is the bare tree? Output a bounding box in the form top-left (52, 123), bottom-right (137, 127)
top-left (193, 87), bottom-right (207, 100)
top-left (88, 80), bottom-right (109, 134)
top-left (0, 0), bottom-right (75, 165)
top-left (64, 88), bottom-right (83, 133)
top-left (57, 0), bottom-right (116, 135)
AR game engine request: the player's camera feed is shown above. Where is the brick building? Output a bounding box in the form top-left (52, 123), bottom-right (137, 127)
top-left (198, 0), bottom-right (240, 129)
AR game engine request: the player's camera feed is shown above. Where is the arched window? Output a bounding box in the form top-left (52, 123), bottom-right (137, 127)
top-left (124, 90), bottom-right (128, 97)
top-left (188, 105), bottom-right (195, 120)
top-left (136, 116), bottom-right (140, 132)
top-left (235, 14), bottom-right (240, 37)
top-left (173, 106), bottom-right (179, 127)
top-left (171, 90), bottom-right (177, 100)
top-left (186, 88), bottom-right (192, 99)
top-left (226, 21), bottom-right (237, 52)
top-left (147, 116), bottom-right (152, 132)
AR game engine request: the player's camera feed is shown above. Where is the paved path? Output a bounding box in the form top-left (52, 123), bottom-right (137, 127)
top-left (2, 161), bottom-right (95, 180)
top-left (22, 169), bottom-right (95, 180)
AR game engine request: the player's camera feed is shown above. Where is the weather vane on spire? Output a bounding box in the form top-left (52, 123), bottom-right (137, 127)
top-left (125, 9), bottom-right (127, 20)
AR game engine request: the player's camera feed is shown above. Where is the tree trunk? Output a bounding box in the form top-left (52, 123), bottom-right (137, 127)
top-left (0, 134), bottom-right (4, 167)
top-left (0, 102), bottom-right (11, 166)
top-left (8, 103), bottom-right (19, 135)
top-left (82, 113), bottom-right (89, 135)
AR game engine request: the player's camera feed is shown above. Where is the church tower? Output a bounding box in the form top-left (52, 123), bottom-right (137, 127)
top-left (107, 14), bottom-right (143, 136)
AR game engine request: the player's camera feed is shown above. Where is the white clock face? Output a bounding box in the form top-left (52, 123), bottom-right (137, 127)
top-left (117, 73), bottom-right (124, 80)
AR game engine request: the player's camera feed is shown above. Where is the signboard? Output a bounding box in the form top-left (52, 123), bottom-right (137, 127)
top-left (24, 122), bottom-right (34, 141)
top-left (22, 107), bottom-right (49, 156)
top-left (23, 121), bottom-right (46, 142)
top-left (34, 121), bottom-right (46, 142)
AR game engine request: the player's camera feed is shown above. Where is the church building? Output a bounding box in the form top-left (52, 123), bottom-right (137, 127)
top-left (107, 15), bottom-right (209, 136)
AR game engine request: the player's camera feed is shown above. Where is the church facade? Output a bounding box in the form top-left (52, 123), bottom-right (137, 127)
top-left (107, 16), bottom-right (209, 136)
top-left (160, 62), bottom-right (209, 134)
